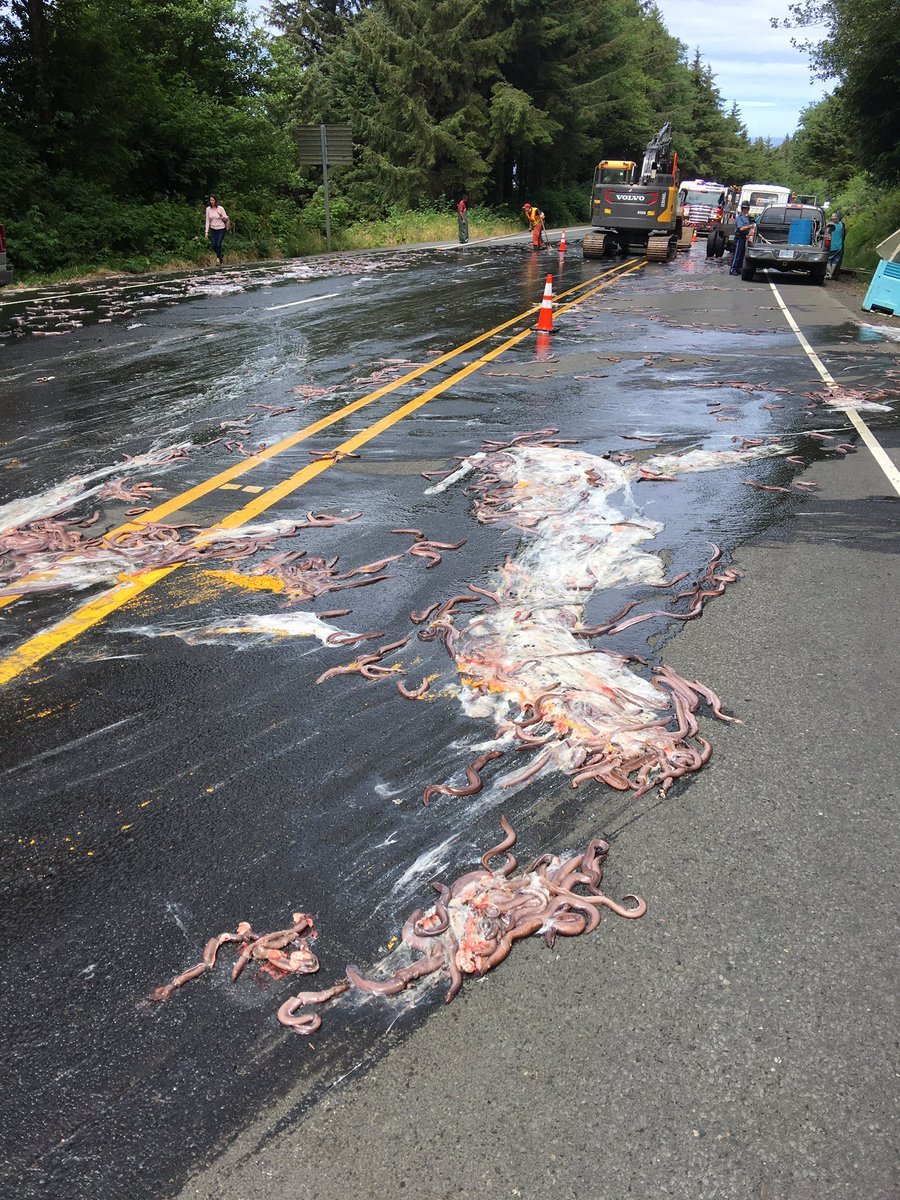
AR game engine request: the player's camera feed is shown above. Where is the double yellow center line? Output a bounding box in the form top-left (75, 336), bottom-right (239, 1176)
top-left (0, 258), bottom-right (644, 685)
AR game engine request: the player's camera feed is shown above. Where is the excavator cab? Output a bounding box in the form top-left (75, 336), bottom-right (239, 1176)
top-left (596, 161), bottom-right (636, 186)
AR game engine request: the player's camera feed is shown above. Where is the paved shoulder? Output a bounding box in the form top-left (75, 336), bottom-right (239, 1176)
top-left (180, 355), bottom-right (900, 1199)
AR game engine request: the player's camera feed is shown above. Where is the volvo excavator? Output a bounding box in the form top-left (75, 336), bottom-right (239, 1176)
top-left (582, 123), bottom-right (682, 261)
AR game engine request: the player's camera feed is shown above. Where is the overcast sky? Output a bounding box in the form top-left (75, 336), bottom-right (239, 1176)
top-left (654, 0), bottom-right (831, 139)
top-left (247, 0), bottom-right (831, 141)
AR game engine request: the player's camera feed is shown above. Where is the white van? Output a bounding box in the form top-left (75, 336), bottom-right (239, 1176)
top-left (738, 183), bottom-right (792, 219)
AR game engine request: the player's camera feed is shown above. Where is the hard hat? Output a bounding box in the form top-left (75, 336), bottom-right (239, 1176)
top-left (522, 203), bottom-right (531, 210)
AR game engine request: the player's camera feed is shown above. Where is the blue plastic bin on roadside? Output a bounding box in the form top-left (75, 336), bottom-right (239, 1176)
top-left (862, 259), bottom-right (900, 316)
top-left (788, 219), bottom-right (813, 245)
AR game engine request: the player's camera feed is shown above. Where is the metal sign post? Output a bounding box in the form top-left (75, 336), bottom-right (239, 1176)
top-left (320, 124), bottom-right (331, 251)
top-left (297, 125), bottom-right (353, 253)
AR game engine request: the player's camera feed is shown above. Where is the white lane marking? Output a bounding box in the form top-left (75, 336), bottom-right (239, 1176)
top-left (840, 408), bottom-right (900, 495)
top-left (767, 279), bottom-right (838, 385)
top-left (768, 279), bottom-right (900, 498)
top-left (265, 292), bottom-right (341, 311)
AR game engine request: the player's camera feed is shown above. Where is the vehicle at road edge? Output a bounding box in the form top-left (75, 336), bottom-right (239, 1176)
top-left (0, 225), bottom-right (11, 286)
top-left (742, 203), bottom-right (830, 285)
top-left (707, 182), bottom-right (793, 259)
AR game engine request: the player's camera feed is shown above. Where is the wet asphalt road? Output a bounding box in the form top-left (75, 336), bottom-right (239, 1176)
top-left (0, 236), bottom-right (898, 1200)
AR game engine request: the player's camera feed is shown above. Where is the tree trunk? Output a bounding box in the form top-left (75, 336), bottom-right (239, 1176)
top-left (26, 0), bottom-right (53, 152)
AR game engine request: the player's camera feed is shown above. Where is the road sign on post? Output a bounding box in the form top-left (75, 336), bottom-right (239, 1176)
top-left (297, 125), bottom-right (353, 253)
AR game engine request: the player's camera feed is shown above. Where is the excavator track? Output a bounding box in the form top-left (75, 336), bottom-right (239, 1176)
top-left (646, 234), bottom-right (677, 262)
top-left (582, 231), bottom-right (610, 259)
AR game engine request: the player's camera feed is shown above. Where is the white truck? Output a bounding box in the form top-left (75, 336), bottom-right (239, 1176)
top-left (706, 182), bottom-right (793, 258)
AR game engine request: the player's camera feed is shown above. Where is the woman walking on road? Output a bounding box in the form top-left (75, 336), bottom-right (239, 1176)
top-left (205, 195), bottom-right (229, 265)
top-left (457, 194), bottom-right (469, 244)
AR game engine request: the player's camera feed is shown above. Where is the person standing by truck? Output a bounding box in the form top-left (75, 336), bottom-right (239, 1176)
top-left (729, 200), bottom-right (753, 275)
top-left (204, 195), bottom-right (229, 265)
top-left (826, 210), bottom-right (845, 278)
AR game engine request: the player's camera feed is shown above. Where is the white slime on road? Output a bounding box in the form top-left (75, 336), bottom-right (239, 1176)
top-left (129, 612), bottom-right (351, 648)
top-left (429, 442), bottom-right (757, 792)
top-left (442, 445), bottom-right (666, 777)
top-left (641, 445), bottom-right (783, 474)
top-left (0, 443), bottom-right (191, 536)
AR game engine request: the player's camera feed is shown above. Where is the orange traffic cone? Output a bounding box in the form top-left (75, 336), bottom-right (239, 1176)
top-left (559, 230), bottom-right (567, 253)
top-left (692, 227), bottom-right (697, 243)
top-left (536, 274), bottom-right (554, 332)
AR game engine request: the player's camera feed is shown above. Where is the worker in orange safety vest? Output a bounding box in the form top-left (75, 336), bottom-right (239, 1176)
top-left (522, 202), bottom-right (547, 249)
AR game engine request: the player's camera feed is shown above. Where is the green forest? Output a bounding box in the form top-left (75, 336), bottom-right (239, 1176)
top-left (0, 0), bottom-right (896, 281)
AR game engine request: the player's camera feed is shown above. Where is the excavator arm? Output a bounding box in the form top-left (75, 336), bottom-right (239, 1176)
top-left (639, 122), bottom-right (674, 184)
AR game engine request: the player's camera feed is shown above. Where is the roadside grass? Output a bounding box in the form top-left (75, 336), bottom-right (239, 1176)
top-left (843, 190), bottom-right (900, 272)
top-left (6, 209), bottom-right (522, 290)
top-left (338, 209), bottom-right (519, 250)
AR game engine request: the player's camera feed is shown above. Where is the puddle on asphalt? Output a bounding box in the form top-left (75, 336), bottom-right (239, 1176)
top-left (855, 321), bottom-right (900, 343)
top-left (804, 319), bottom-right (900, 348)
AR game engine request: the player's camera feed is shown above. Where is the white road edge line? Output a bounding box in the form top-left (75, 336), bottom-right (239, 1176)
top-left (0, 276), bottom-right (202, 307)
top-left (0, 260), bottom-right (289, 308)
top-left (265, 292), bottom-right (341, 311)
top-left (768, 278), bottom-right (900, 498)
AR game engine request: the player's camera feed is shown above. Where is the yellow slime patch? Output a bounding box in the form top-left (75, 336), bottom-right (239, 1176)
top-left (201, 569), bottom-right (286, 594)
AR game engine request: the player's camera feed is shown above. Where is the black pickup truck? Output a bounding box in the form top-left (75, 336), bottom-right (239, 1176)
top-left (0, 225), bottom-right (11, 286)
top-left (742, 203), bottom-right (829, 284)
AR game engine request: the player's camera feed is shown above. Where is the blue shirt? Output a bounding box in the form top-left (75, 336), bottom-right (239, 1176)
top-left (735, 213), bottom-right (753, 235)
top-left (830, 221), bottom-right (844, 252)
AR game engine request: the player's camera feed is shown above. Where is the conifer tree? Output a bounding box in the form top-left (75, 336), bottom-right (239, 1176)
top-left (681, 50), bottom-right (735, 179)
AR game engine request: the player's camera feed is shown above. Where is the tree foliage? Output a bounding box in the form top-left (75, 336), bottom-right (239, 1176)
top-left (2, 0), bottom-right (854, 275)
top-left (271, 0), bottom-right (762, 211)
top-left (773, 0), bottom-right (899, 185)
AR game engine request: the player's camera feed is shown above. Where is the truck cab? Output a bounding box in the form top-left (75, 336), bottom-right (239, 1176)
top-left (678, 180), bottom-right (727, 235)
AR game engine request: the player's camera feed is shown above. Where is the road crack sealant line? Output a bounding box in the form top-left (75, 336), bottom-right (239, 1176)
top-left (0, 257), bottom-right (640, 615)
top-left (0, 261), bottom-right (646, 685)
top-left (768, 280), bottom-right (900, 497)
